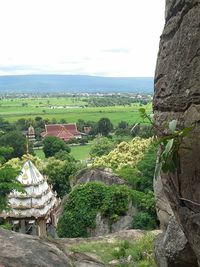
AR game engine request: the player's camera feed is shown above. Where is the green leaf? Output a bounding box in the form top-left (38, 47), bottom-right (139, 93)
top-left (169, 120), bottom-right (177, 133)
top-left (162, 139), bottom-right (174, 157)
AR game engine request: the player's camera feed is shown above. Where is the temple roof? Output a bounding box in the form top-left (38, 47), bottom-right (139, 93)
top-left (0, 161), bottom-right (58, 219)
top-left (41, 123), bottom-right (83, 141)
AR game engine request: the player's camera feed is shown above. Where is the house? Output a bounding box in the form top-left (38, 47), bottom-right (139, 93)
top-left (41, 123), bottom-right (84, 141)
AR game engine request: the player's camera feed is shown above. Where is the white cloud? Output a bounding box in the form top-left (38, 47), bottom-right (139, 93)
top-left (0, 0), bottom-right (165, 76)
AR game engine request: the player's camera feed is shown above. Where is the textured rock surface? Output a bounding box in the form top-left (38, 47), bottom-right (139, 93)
top-left (0, 228), bottom-right (73, 267)
top-left (154, 176), bottom-right (173, 230)
top-left (153, 0), bottom-right (200, 264)
top-left (88, 202), bottom-right (137, 237)
top-left (73, 167), bottom-right (125, 187)
top-left (0, 228), bottom-right (107, 267)
top-left (155, 217), bottom-right (198, 267)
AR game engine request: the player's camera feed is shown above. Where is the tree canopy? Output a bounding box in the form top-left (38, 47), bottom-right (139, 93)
top-left (43, 136), bottom-right (71, 158)
top-left (97, 118), bottom-right (113, 136)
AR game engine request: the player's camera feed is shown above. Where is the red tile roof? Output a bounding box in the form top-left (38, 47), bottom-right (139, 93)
top-left (41, 123), bottom-right (82, 141)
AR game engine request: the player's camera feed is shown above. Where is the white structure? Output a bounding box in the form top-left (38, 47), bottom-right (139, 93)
top-left (0, 160), bottom-right (59, 236)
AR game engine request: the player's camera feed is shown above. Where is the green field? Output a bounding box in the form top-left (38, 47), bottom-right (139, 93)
top-left (0, 97), bottom-right (152, 125)
top-left (34, 144), bottom-right (92, 161)
top-left (70, 144), bottom-right (92, 160)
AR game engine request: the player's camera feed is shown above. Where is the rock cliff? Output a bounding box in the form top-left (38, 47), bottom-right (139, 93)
top-left (154, 0), bottom-right (200, 265)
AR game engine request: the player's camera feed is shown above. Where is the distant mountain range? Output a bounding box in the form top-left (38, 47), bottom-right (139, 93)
top-left (0, 75), bottom-right (154, 94)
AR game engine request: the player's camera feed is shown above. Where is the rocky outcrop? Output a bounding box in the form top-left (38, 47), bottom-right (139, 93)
top-left (0, 228), bottom-right (73, 267)
top-left (0, 228), bottom-right (106, 267)
top-left (72, 168), bottom-right (125, 187)
top-left (155, 217), bottom-right (198, 267)
top-left (153, 0), bottom-right (200, 265)
top-left (88, 202), bottom-right (137, 237)
top-left (0, 228), bottom-right (159, 267)
top-left (154, 176), bottom-right (173, 230)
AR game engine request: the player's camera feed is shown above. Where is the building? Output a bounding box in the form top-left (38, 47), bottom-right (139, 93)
top-left (41, 123), bottom-right (84, 141)
top-left (27, 125), bottom-right (36, 142)
top-left (84, 126), bottom-right (92, 134)
top-left (0, 160), bottom-right (59, 237)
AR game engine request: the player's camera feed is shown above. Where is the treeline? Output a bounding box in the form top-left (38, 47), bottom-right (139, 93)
top-left (82, 96), bottom-right (150, 107)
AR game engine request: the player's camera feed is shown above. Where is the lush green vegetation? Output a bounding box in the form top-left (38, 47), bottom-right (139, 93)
top-left (0, 97), bottom-right (152, 125)
top-left (43, 136), bottom-right (71, 158)
top-left (70, 144), bottom-right (92, 160)
top-left (0, 165), bottom-right (23, 211)
top-left (69, 233), bottom-right (157, 266)
top-left (57, 182), bottom-right (131, 238)
top-left (57, 181), bottom-right (156, 238)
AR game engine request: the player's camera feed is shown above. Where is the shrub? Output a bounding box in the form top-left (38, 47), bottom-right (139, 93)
top-left (57, 182), bottom-right (131, 238)
top-left (132, 212), bottom-right (157, 230)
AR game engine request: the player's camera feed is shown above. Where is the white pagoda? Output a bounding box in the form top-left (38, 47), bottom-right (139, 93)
top-left (0, 160), bottom-right (59, 237)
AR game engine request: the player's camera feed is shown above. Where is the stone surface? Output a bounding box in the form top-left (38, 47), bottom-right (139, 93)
top-left (73, 167), bottom-right (126, 187)
top-left (155, 217), bottom-right (198, 267)
top-left (88, 202), bottom-right (137, 237)
top-left (153, 0), bottom-right (200, 264)
top-left (154, 176), bottom-right (173, 230)
top-left (0, 228), bottom-right (73, 267)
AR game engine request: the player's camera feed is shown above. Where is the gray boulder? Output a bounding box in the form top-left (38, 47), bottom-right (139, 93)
top-left (155, 217), bottom-right (198, 267)
top-left (72, 167), bottom-right (126, 187)
top-left (88, 202), bottom-right (137, 237)
top-left (0, 228), bottom-right (73, 267)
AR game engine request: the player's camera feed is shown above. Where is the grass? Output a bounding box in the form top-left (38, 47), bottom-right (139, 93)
top-left (34, 148), bottom-right (45, 159)
top-left (34, 144), bottom-right (92, 161)
top-left (70, 144), bottom-right (92, 161)
top-left (68, 233), bottom-right (156, 266)
top-left (0, 97), bottom-right (152, 126)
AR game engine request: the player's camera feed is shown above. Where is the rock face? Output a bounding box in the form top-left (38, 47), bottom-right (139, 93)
top-left (0, 228), bottom-right (106, 267)
top-left (154, 0), bottom-right (200, 265)
top-left (0, 228), bottom-right (73, 267)
top-left (73, 168), bottom-right (126, 187)
top-left (155, 217), bottom-right (198, 267)
top-left (88, 202), bottom-right (137, 237)
top-left (154, 176), bottom-right (173, 230)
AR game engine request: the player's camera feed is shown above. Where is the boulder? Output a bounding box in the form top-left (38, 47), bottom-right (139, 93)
top-left (0, 228), bottom-right (73, 267)
top-left (153, 0), bottom-right (200, 264)
top-left (88, 202), bottom-right (137, 237)
top-left (154, 217), bottom-right (198, 267)
top-left (72, 167), bottom-right (125, 187)
top-left (154, 175), bottom-right (173, 230)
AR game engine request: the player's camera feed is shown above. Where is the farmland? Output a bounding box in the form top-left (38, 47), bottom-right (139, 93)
top-left (0, 96), bottom-right (152, 125)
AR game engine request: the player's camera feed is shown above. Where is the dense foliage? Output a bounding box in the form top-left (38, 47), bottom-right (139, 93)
top-left (90, 137), bottom-right (115, 157)
top-left (97, 118), bottom-right (113, 136)
top-left (43, 157), bottom-right (78, 198)
top-left (0, 131), bottom-right (27, 158)
top-left (57, 182), bottom-right (131, 237)
top-left (57, 182), bottom-right (155, 238)
top-left (43, 136), bottom-right (71, 157)
top-left (93, 137), bottom-right (152, 170)
top-left (0, 165), bottom-right (22, 211)
top-left (117, 145), bottom-right (157, 192)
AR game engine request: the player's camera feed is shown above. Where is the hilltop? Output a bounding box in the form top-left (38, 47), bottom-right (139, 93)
top-left (0, 75), bottom-right (153, 93)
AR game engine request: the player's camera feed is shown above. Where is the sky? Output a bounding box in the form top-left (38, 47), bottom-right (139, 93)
top-left (0, 0), bottom-right (165, 77)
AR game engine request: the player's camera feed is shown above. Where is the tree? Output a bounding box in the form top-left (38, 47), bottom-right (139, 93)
top-left (97, 118), bottom-right (113, 136)
top-left (90, 137), bottom-right (115, 157)
top-left (0, 131), bottom-right (27, 158)
top-left (0, 146), bottom-right (14, 163)
top-left (43, 136), bottom-right (71, 158)
top-left (0, 165), bottom-right (22, 211)
top-left (43, 158), bottom-right (78, 198)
